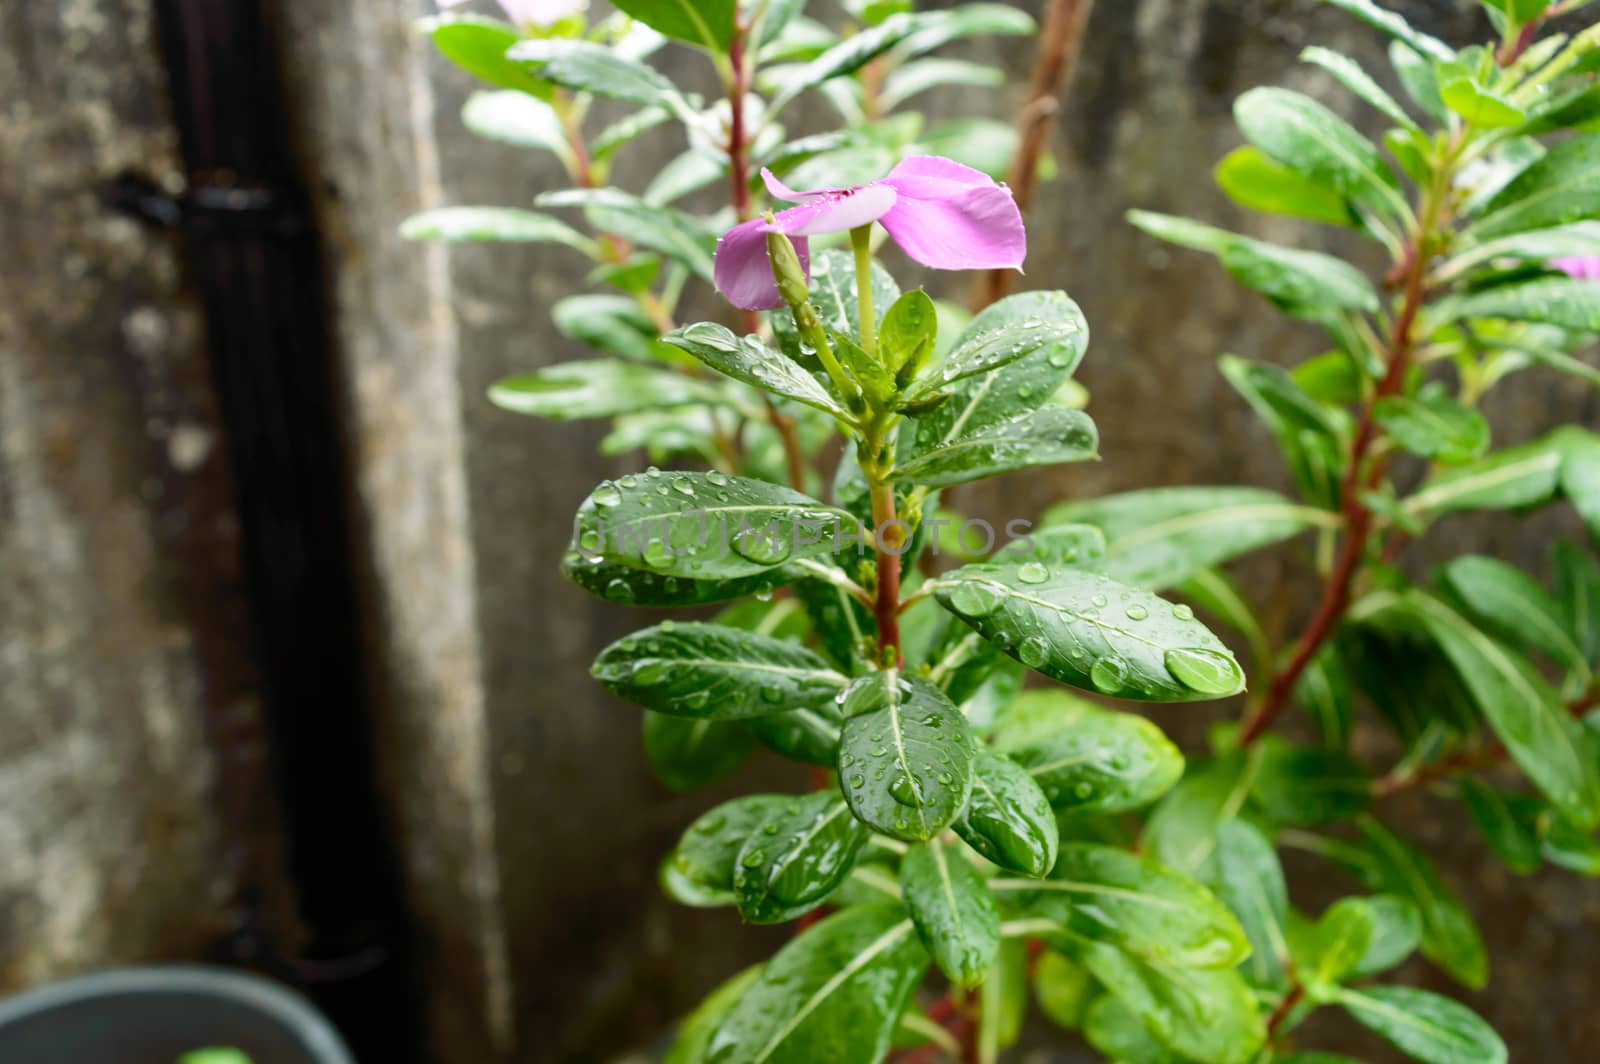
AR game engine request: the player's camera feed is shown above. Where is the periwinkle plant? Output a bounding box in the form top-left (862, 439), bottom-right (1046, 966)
top-left (409, 0), bottom-right (1600, 1061)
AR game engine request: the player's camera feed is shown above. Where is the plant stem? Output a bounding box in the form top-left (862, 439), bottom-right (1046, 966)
top-left (871, 480), bottom-right (903, 662)
top-left (852, 225), bottom-right (878, 358)
top-left (974, 0), bottom-right (1094, 308)
top-left (765, 395), bottom-right (808, 490)
top-left (1240, 151), bottom-right (1455, 747)
top-left (1264, 982), bottom-right (1306, 1040)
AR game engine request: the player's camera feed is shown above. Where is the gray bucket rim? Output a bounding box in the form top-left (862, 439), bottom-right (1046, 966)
top-left (0, 964), bottom-right (354, 1064)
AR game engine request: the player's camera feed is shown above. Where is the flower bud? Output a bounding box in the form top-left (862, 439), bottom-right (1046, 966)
top-left (765, 227), bottom-right (811, 310)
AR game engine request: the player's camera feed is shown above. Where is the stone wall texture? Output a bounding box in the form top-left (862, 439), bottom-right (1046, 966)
top-left (2, 1), bottom-right (1597, 1062)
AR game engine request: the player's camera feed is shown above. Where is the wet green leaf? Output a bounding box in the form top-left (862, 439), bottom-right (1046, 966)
top-left (563, 553), bottom-right (793, 607)
top-left (1403, 435), bottom-right (1564, 518)
top-left (706, 906), bottom-right (928, 1063)
top-left (1318, 0), bottom-right (1455, 60)
top-left (879, 289), bottom-right (939, 379)
top-left (1441, 78), bottom-right (1525, 127)
top-left (1352, 893), bottom-right (1423, 977)
top-left (664, 965), bottom-right (763, 1064)
top-left (610, 0), bottom-right (735, 49)
top-left (1553, 541), bottom-right (1600, 662)
top-left (460, 90), bottom-right (571, 159)
top-left (1444, 276), bottom-right (1600, 331)
top-left (1301, 45), bottom-right (1420, 131)
top-left (490, 360), bottom-right (723, 421)
top-left (891, 407), bottom-right (1099, 488)
top-left (400, 206), bottom-right (593, 251)
top-left (838, 671), bottom-right (977, 842)
top-left (900, 841), bottom-right (1000, 987)
top-left (594, 622), bottom-right (846, 720)
top-left (735, 792), bottom-right (871, 924)
top-left (1214, 146), bottom-right (1359, 228)
top-left (1337, 986), bottom-right (1506, 1064)
top-left (665, 322), bottom-right (851, 419)
top-left (769, 14), bottom-right (920, 112)
top-left (976, 937), bottom-right (1027, 1063)
top-left (666, 794), bottom-right (795, 904)
top-left (1047, 486), bottom-right (1328, 590)
top-left (989, 690), bottom-right (1184, 814)
top-left (509, 38), bottom-right (681, 106)
top-left (1220, 355), bottom-right (1348, 507)
top-left (1233, 87), bottom-right (1404, 218)
top-left (1201, 820), bottom-right (1290, 988)
top-left (937, 562), bottom-right (1247, 701)
top-left (1460, 780), bottom-right (1543, 874)
top-left (748, 702), bottom-right (843, 767)
top-left (1354, 817), bottom-right (1488, 988)
top-left (954, 750), bottom-right (1059, 877)
top-left (1562, 427), bottom-right (1600, 542)
top-left (905, 290), bottom-right (1089, 403)
top-left (423, 14), bottom-right (552, 95)
top-left (1442, 555), bottom-right (1590, 692)
top-left (1033, 951), bottom-right (1093, 1030)
top-left (1471, 134), bottom-right (1600, 239)
top-left (1144, 751), bottom-right (1257, 873)
top-left (540, 187), bottom-right (716, 282)
top-left (1252, 743), bottom-right (1372, 827)
top-left (1082, 993), bottom-right (1182, 1064)
top-left (644, 713), bottom-right (756, 791)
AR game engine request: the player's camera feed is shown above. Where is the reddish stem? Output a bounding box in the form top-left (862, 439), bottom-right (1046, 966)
top-left (872, 482), bottom-right (903, 661)
top-left (974, 0), bottom-right (1094, 308)
top-left (1239, 237), bottom-right (1430, 747)
top-left (1265, 983), bottom-right (1305, 1041)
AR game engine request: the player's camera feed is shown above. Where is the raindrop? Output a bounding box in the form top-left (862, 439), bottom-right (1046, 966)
top-left (672, 480), bottom-right (696, 497)
top-left (760, 685), bottom-right (784, 704)
top-left (618, 475), bottom-right (638, 489)
top-left (948, 582), bottom-right (1001, 617)
top-left (732, 529), bottom-right (793, 565)
top-left (889, 773), bottom-right (920, 806)
top-left (707, 470), bottom-right (730, 487)
top-left (1019, 636), bottom-right (1050, 668)
top-left (605, 578), bottom-right (635, 603)
top-left (1017, 561), bottom-right (1050, 584)
top-left (1172, 603), bottom-right (1195, 621)
top-left (1091, 593), bottom-right (1108, 608)
top-left (1164, 647), bottom-right (1244, 695)
top-left (1125, 604), bottom-right (1149, 621)
top-left (592, 482), bottom-right (623, 508)
top-left (644, 538), bottom-right (673, 568)
top-left (1090, 656), bottom-right (1130, 694)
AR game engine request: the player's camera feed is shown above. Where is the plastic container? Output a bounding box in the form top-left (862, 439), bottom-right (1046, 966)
top-left (0, 965), bottom-right (354, 1064)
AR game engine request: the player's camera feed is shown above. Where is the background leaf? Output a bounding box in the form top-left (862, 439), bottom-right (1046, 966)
top-left (900, 841), bottom-right (1000, 987)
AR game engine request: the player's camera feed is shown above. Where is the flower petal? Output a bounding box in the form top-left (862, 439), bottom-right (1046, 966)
top-left (770, 184), bottom-right (898, 237)
top-left (1554, 256), bottom-right (1600, 281)
top-left (498, 0), bottom-right (584, 23)
top-left (762, 169), bottom-right (829, 203)
top-left (878, 155), bottom-right (1026, 270)
top-left (714, 218), bottom-right (812, 310)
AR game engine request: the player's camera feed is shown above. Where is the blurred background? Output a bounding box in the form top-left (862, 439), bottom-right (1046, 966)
top-left (2, 0), bottom-right (1595, 1061)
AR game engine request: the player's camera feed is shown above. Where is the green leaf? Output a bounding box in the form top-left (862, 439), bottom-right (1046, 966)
top-left (1516, 82), bottom-right (1600, 136)
top-left (540, 188), bottom-right (717, 282)
top-left (666, 794), bottom-right (795, 904)
top-left (1233, 87), bottom-right (1404, 218)
top-left (610, 0), bottom-right (735, 50)
top-left (898, 3), bottom-right (1035, 56)
top-left (1219, 355), bottom-right (1347, 507)
top-left (564, 552), bottom-right (792, 607)
top-left (989, 690), bottom-right (1184, 814)
top-left (1440, 78), bottom-right (1526, 127)
top-left (749, 701), bottom-right (843, 767)
top-left (1033, 951), bottom-right (1093, 1030)
top-left (1337, 986), bottom-right (1506, 1064)
top-left (879, 289), bottom-right (939, 379)
top-left (1375, 392), bottom-right (1490, 463)
top-left (1300, 897), bottom-right (1378, 994)
top-left (594, 621), bottom-right (846, 720)
top-left (936, 560), bottom-right (1246, 701)
top-left (664, 965), bottom-right (763, 1064)
top-left (1471, 134), bottom-right (1600, 239)
top-left (1352, 894), bottom-right (1423, 977)
top-left (593, 104), bottom-right (674, 160)
top-left (1553, 541), bottom-right (1600, 662)
top-left (400, 207), bottom-right (593, 252)
top-left (1046, 486), bottom-right (1329, 590)
top-left (1301, 46), bottom-right (1420, 132)
top-left (508, 38), bottom-right (681, 108)
top-left (838, 671), bottom-right (977, 842)
top-left (490, 360), bottom-right (721, 421)
top-left (550, 295), bottom-right (668, 362)
top-left (1443, 276), bottom-right (1600, 331)
top-left (1390, 41), bottom-right (1448, 123)
top-left (1354, 817), bottom-right (1489, 988)
top-left (1200, 820), bottom-right (1290, 988)
top-left (422, 14), bottom-right (552, 95)
top-left (1076, 942), bottom-right (1267, 1064)
top-left (775, 250), bottom-right (901, 363)
top-left (664, 322), bottom-right (851, 419)
top-left (881, 58), bottom-right (1005, 109)
top-left (644, 713), bottom-right (756, 791)
top-left (1316, 0), bottom-right (1455, 61)
top-left (1441, 555), bottom-right (1590, 692)
top-left (706, 906), bottom-right (928, 1063)
top-left (907, 290), bottom-right (1089, 466)
top-left (1403, 435), bottom-right (1564, 518)
top-left (976, 938), bottom-right (1028, 1063)
top-left (900, 841), bottom-right (1001, 987)
top-left (1561, 426), bottom-right (1600, 542)
top-left (890, 407), bottom-right (1099, 488)
top-left (1542, 809), bottom-right (1600, 874)
top-left (905, 290), bottom-right (1089, 402)
top-left (1297, 645), bottom-right (1356, 747)
top-left (1083, 994), bottom-right (1182, 1064)
top-left (769, 13), bottom-right (920, 113)
top-left (756, 0), bottom-right (809, 48)
top-left (570, 471), bottom-right (859, 580)
top-left (1008, 844), bottom-right (1250, 969)
top-left (954, 750), bottom-right (1059, 877)
top-left (1445, 221), bottom-right (1600, 277)
top-left (1128, 211), bottom-right (1380, 320)
top-left (914, 118), bottom-right (1029, 182)
top-left (1214, 146), bottom-right (1358, 228)
top-left (734, 792), bottom-right (870, 924)
top-left (1460, 779), bottom-right (1543, 874)
top-left (1252, 743), bottom-right (1371, 826)
top-left (461, 90), bottom-right (571, 160)
top-left (1402, 589), bottom-right (1600, 828)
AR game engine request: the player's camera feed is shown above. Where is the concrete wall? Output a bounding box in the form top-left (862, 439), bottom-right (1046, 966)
top-left (2, 1), bottom-right (1596, 1062)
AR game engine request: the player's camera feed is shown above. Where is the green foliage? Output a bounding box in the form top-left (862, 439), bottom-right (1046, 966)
top-left (426, 0), bottom-right (1600, 1058)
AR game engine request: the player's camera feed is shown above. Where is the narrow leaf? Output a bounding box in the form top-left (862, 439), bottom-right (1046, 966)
top-left (891, 407), bottom-right (1099, 488)
top-left (900, 841), bottom-right (1001, 987)
top-left (1337, 986), bottom-right (1506, 1064)
top-left (734, 792), bottom-right (870, 923)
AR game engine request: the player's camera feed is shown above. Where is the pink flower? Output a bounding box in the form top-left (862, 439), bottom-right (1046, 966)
top-left (1554, 256), bottom-right (1600, 281)
top-left (714, 156), bottom-right (1027, 311)
top-left (437, 0), bottom-right (582, 27)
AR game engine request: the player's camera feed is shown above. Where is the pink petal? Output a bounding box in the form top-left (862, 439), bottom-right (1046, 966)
top-left (498, 0), bottom-right (584, 26)
top-left (762, 169), bottom-right (825, 203)
top-left (878, 155), bottom-right (1026, 270)
top-left (714, 218), bottom-right (812, 310)
top-left (1554, 256), bottom-right (1600, 281)
top-left (769, 183), bottom-right (898, 237)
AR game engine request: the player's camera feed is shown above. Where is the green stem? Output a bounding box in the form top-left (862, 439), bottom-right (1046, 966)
top-left (851, 225), bottom-right (878, 359)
